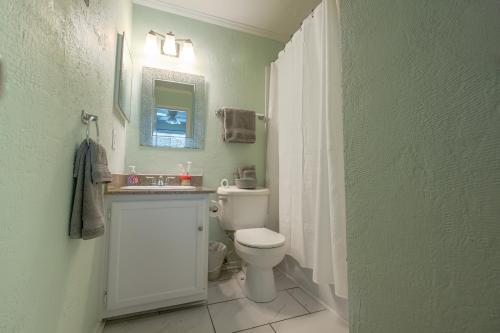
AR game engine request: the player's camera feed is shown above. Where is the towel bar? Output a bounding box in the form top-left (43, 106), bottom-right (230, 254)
top-left (215, 109), bottom-right (267, 121)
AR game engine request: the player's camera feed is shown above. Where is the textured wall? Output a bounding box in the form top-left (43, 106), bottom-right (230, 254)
top-left (127, 5), bottom-right (282, 187)
top-left (0, 1), bottom-right (131, 332)
top-left (340, 1), bottom-right (500, 332)
top-left (126, 5), bottom-right (282, 245)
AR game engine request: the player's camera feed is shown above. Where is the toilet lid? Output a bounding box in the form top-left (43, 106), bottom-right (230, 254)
top-left (235, 228), bottom-right (285, 249)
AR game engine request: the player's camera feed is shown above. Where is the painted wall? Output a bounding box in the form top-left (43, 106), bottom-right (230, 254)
top-left (0, 1), bottom-right (131, 332)
top-left (340, 1), bottom-right (500, 332)
top-left (126, 5), bottom-right (282, 245)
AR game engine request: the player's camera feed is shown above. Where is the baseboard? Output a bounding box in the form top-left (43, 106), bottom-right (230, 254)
top-left (94, 320), bottom-right (105, 333)
top-left (276, 267), bottom-right (348, 325)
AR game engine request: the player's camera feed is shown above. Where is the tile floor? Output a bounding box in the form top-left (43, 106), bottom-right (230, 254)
top-left (103, 269), bottom-right (348, 333)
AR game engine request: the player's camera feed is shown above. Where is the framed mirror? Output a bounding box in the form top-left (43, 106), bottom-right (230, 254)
top-left (114, 32), bottom-right (133, 121)
top-left (141, 67), bottom-right (205, 149)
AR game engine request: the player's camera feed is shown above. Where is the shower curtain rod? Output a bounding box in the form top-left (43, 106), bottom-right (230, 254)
top-left (283, 7), bottom-right (318, 48)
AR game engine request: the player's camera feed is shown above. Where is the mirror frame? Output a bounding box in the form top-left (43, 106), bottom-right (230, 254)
top-left (140, 67), bottom-right (205, 149)
top-left (114, 32), bottom-right (133, 121)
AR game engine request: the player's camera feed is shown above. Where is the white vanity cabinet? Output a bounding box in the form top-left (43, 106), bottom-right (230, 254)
top-left (103, 193), bottom-right (209, 318)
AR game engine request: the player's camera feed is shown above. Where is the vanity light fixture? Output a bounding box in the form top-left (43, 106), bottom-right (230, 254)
top-left (145, 30), bottom-right (194, 60)
top-left (180, 39), bottom-right (194, 62)
top-left (162, 32), bottom-right (177, 56)
top-left (144, 31), bottom-right (159, 55)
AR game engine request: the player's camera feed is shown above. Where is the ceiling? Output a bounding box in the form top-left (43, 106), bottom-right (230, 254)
top-left (133, 0), bottom-right (322, 42)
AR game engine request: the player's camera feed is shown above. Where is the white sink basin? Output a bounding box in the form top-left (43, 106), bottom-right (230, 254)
top-left (120, 185), bottom-right (197, 191)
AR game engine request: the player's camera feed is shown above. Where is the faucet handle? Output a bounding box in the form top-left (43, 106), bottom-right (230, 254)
top-left (166, 176), bottom-right (176, 185)
top-left (146, 176), bottom-right (157, 185)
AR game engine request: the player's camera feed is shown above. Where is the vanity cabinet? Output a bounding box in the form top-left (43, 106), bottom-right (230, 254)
top-left (103, 193), bottom-right (209, 318)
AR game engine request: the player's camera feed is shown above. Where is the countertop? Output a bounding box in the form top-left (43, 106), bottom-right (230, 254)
top-left (105, 186), bottom-right (215, 195)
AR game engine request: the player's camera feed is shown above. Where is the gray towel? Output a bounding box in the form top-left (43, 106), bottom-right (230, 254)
top-left (69, 139), bottom-right (111, 240)
top-left (238, 165), bottom-right (256, 179)
top-left (222, 108), bottom-right (256, 143)
top-left (90, 143), bottom-right (112, 184)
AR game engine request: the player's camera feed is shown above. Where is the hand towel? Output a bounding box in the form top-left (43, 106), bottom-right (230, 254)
top-left (69, 139), bottom-right (109, 240)
top-left (89, 142), bottom-right (112, 184)
top-left (222, 108), bottom-right (256, 143)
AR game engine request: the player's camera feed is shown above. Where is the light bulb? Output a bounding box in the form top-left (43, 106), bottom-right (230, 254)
top-left (144, 32), bottom-right (158, 55)
top-left (180, 39), bottom-right (194, 62)
top-left (162, 32), bottom-right (177, 56)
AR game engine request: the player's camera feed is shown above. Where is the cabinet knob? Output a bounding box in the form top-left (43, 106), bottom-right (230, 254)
top-left (198, 226), bottom-right (203, 231)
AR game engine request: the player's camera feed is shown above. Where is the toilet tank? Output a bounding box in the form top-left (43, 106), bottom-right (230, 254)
top-left (216, 186), bottom-right (269, 231)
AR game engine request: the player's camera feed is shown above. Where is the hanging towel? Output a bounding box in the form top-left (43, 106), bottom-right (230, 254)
top-left (69, 139), bottom-right (111, 240)
top-left (222, 108), bottom-right (256, 143)
top-left (90, 142), bottom-right (112, 184)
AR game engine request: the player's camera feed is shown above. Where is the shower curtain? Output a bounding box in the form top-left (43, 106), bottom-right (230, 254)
top-left (267, 0), bottom-right (347, 298)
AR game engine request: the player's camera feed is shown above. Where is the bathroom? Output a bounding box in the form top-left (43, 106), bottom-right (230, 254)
top-left (0, 0), bottom-right (499, 333)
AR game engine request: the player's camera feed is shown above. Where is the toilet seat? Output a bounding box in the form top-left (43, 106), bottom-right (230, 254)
top-left (235, 228), bottom-right (285, 249)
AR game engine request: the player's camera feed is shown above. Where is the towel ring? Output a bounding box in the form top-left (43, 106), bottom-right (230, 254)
top-left (81, 110), bottom-right (100, 144)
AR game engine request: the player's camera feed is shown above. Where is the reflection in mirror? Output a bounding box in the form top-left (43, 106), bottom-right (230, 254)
top-left (154, 80), bottom-right (194, 139)
top-left (141, 67), bottom-right (205, 149)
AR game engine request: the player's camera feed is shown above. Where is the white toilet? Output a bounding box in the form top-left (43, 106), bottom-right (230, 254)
top-left (216, 186), bottom-right (286, 302)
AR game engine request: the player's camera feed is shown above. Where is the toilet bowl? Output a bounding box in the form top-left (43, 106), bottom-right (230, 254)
top-left (216, 186), bottom-right (286, 303)
top-left (235, 228), bottom-right (286, 302)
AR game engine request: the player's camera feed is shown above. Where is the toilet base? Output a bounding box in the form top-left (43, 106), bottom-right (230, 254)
top-left (243, 265), bottom-right (277, 303)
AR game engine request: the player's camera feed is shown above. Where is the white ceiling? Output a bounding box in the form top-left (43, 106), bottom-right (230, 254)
top-left (133, 0), bottom-right (322, 42)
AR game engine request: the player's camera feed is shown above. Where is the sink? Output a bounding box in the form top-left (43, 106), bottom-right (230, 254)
top-left (120, 185), bottom-right (197, 191)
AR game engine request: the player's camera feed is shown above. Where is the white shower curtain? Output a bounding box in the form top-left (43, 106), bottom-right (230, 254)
top-left (267, 0), bottom-right (347, 298)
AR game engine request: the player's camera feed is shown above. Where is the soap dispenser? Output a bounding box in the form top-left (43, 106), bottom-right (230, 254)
top-left (127, 165), bottom-right (139, 185)
top-left (179, 161), bottom-right (193, 186)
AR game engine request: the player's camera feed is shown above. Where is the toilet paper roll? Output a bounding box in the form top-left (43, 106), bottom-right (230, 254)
top-left (209, 200), bottom-right (222, 218)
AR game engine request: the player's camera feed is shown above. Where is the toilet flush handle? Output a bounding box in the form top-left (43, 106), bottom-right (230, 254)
top-left (209, 200), bottom-right (222, 218)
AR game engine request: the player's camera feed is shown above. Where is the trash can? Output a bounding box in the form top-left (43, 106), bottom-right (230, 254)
top-left (208, 241), bottom-right (227, 281)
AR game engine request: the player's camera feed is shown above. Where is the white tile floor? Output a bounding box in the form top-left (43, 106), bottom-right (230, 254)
top-left (103, 269), bottom-right (348, 333)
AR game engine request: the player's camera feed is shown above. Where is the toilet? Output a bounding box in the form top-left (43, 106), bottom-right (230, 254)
top-left (216, 186), bottom-right (286, 302)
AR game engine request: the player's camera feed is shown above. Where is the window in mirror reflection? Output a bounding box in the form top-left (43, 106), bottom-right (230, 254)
top-left (155, 108), bottom-right (188, 136)
top-left (152, 79), bottom-right (195, 147)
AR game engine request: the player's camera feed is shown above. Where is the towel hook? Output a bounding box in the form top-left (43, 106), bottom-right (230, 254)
top-left (81, 110), bottom-right (100, 144)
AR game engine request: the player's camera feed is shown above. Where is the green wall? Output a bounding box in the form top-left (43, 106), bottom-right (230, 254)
top-left (126, 5), bottom-right (282, 245)
top-left (340, 1), bottom-right (500, 332)
top-left (126, 5), bottom-right (282, 187)
top-left (0, 1), bottom-right (131, 332)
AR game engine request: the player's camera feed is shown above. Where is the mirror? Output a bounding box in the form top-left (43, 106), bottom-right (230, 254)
top-left (141, 67), bottom-right (205, 149)
top-left (114, 32), bottom-right (133, 121)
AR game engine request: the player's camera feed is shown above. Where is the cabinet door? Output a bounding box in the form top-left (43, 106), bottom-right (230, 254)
top-left (106, 199), bottom-right (207, 313)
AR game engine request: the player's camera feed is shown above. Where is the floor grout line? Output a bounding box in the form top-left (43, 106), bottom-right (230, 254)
top-left (232, 323), bottom-right (274, 333)
top-left (207, 296), bottom-right (248, 306)
top-left (207, 286), bottom-right (301, 308)
top-left (269, 311), bottom-right (317, 326)
top-left (206, 305), bottom-right (217, 333)
top-left (285, 288), bottom-right (311, 314)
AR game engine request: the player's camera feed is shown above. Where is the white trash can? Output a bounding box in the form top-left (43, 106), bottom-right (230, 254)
top-left (208, 241), bottom-right (227, 281)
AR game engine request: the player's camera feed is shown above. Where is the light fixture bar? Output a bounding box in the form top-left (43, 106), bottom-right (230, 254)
top-left (145, 30), bottom-right (194, 60)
